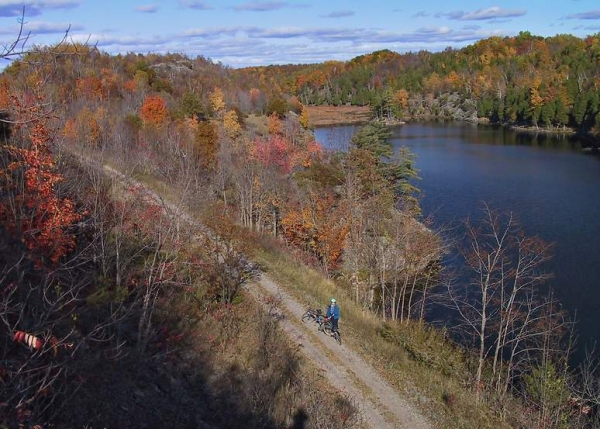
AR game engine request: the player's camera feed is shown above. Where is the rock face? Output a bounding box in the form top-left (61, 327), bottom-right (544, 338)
top-left (151, 60), bottom-right (194, 74)
top-left (407, 92), bottom-right (479, 122)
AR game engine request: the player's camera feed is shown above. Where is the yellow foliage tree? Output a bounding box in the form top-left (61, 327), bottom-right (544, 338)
top-left (134, 70), bottom-right (149, 92)
top-left (446, 71), bottom-right (462, 91)
top-left (209, 87), bottom-right (226, 116)
top-left (423, 72), bottom-right (442, 96)
top-left (530, 76), bottom-right (544, 125)
top-left (299, 105), bottom-right (310, 129)
top-left (394, 89), bottom-right (409, 114)
top-left (530, 77), bottom-right (544, 109)
top-left (223, 109), bottom-right (242, 139)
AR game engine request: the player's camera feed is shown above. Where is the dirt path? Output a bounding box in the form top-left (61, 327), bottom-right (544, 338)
top-left (79, 154), bottom-right (433, 429)
top-left (252, 276), bottom-right (433, 429)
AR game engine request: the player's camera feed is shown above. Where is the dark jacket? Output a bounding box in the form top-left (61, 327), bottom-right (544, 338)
top-left (326, 304), bottom-right (340, 320)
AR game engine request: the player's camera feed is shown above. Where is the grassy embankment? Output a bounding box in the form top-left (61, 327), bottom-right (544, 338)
top-left (58, 152), bottom-right (364, 429)
top-left (251, 237), bottom-right (519, 429)
top-left (116, 110), bottom-right (523, 429)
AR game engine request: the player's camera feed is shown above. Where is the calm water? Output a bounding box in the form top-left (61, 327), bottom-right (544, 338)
top-left (315, 122), bottom-right (600, 362)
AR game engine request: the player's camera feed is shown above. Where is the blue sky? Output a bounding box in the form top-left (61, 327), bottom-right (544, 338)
top-left (1, 0), bottom-right (600, 67)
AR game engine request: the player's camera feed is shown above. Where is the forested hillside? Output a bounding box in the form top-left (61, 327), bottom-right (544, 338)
top-left (0, 46), bottom-right (364, 428)
top-left (237, 32), bottom-right (600, 135)
top-left (1, 32), bottom-right (600, 429)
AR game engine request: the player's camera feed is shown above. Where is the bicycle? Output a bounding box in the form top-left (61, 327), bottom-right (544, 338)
top-left (301, 307), bottom-right (323, 324)
top-left (320, 317), bottom-right (342, 345)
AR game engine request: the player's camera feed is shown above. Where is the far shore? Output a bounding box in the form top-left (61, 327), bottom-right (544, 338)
top-left (305, 105), bottom-right (371, 127)
top-left (306, 105), bottom-right (599, 147)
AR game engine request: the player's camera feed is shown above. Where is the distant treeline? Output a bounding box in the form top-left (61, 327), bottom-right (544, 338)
top-left (236, 32), bottom-right (600, 135)
top-left (5, 32), bottom-right (600, 136)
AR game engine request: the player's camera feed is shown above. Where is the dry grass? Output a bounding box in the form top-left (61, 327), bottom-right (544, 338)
top-left (305, 105), bottom-right (371, 127)
top-left (109, 155), bottom-right (519, 429)
top-left (53, 150), bottom-right (365, 429)
top-left (252, 244), bottom-right (516, 429)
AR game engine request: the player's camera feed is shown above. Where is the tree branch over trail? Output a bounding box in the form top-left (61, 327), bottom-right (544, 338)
top-left (0, 8), bottom-right (76, 63)
top-left (0, 8), bottom-right (32, 61)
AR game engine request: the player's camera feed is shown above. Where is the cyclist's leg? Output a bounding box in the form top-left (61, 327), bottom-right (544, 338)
top-left (317, 316), bottom-right (324, 331)
top-left (332, 318), bottom-right (339, 333)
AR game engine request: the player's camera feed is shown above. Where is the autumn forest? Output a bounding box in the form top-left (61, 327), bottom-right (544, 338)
top-left (2, 30), bottom-right (600, 429)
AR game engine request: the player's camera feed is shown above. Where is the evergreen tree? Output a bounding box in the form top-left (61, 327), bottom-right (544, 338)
top-left (350, 123), bottom-right (420, 214)
top-left (351, 122), bottom-right (392, 158)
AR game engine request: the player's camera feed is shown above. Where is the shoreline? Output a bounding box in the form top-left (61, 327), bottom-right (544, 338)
top-left (306, 105), bottom-right (600, 147)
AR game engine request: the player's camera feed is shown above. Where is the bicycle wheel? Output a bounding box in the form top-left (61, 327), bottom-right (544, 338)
top-left (301, 312), bottom-right (313, 323)
top-left (323, 320), bottom-right (333, 335)
top-left (334, 331), bottom-right (342, 345)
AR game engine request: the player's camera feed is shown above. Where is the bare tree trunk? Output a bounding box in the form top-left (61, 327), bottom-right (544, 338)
top-left (379, 244), bottom-right (387, 321)
top-left (391, 276), bottom-right (398, 321)
top-left (419, 271), bottom-right (433, 322)
top-left (399, 274), bottom-right (410, 324)
top-left (406, 271), bottom-right (419, 322)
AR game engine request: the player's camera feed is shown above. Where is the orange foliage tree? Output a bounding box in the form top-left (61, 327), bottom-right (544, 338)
top-left (194, 120), bottom-right (218, 169)
top-left (62, 107), bottom-right (103, 147)
top-left (281, 191), bottom-right (349, 271)
top-left (290, 139), bottom-right (322, 168)
top-left (75, 76), bottom-right (107, 101)
top-left (123, 79), bottom-right (137, 94)
top-left (0, 93), bottom-right (82, 268)
top-left (0, 76), bottom-right (9, 109)
top-left (139, 95), bottom-right (169, 127)
top-left (267, 111), bottom-right (282, 135)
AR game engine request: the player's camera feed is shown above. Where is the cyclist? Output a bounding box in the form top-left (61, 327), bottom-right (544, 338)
top-left (325, 298), bottom-right (340, 333)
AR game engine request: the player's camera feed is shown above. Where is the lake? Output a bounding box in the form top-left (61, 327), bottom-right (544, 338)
top-left (315, 122), bottom-right (600, 363)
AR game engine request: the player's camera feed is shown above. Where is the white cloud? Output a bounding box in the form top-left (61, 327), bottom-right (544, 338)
top-left (0, 0), bottom-right (80, 17)
top-left (0, 19), bottom-right (80, 34)
top-left (443, 7), bottom-right (526, 21)
top-left (235, 1), bottom-right (287, 12)
top-left (411, 11), bottom-right (429, 18)
top-left (566, 10), bottom-right (600, 20)
top-left (184, 27), bottom-right (242, 38)
top-left (179, 0), bottom-right (212, 10)
top-left (321, 10), bottom-right (354, 19)
top-left (136, 5), bottom-right (157, 13)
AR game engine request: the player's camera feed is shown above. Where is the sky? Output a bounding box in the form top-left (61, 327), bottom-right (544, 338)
top-left (1, 0), bottom-right (600, 68)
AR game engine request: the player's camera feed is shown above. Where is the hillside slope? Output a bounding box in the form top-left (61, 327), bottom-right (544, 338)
top-left (253, 276), bottom-right (432, 429)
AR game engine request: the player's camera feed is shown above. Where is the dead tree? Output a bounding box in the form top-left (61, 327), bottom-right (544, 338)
top-left (447, 204), bottom-right (566, 402)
